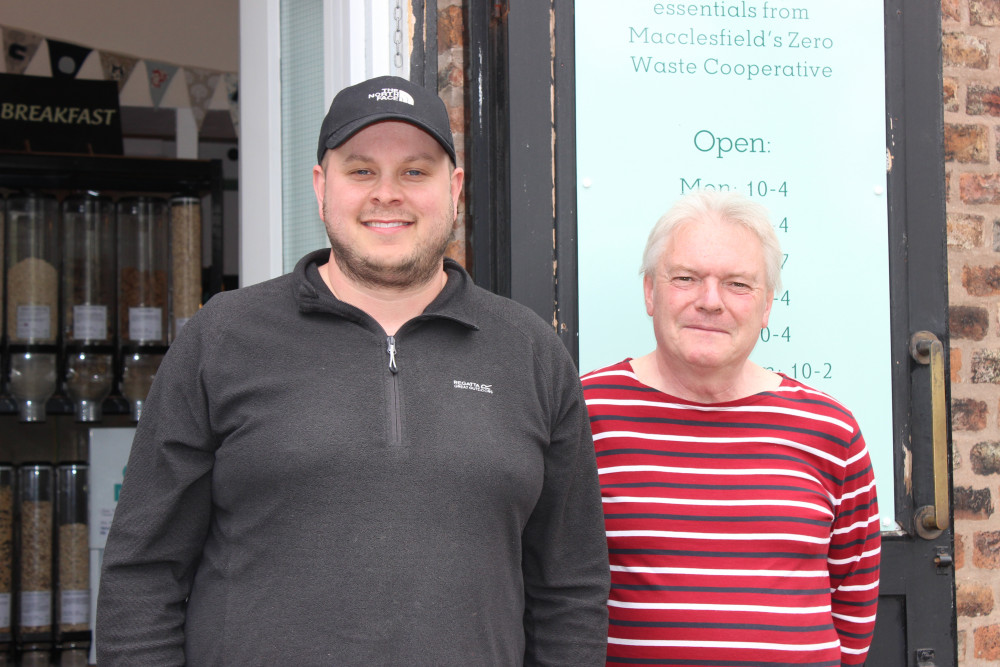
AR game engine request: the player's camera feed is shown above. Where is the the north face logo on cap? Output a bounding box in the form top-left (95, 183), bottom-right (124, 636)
top-left (368, 87), bottom-right (415, 105)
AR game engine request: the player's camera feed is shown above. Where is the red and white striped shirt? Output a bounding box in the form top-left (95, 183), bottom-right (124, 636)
top-left (582, 360), bottom-right (881, 666)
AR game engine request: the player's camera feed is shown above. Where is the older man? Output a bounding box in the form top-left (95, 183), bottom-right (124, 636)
top-left (581, 190), bottom-right (880, 665)
top-left (97, 75), bottom-right (609, 665)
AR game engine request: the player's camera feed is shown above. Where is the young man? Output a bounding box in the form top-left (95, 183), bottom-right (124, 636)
top-left (97, 76), bottom-right (609, 666)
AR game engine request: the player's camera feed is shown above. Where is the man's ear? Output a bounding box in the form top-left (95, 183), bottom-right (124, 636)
top-left (643, 274), bottom-right (656, 317)
top-left (450, 166), bottom-right (465, 219)
top-left (312, 164), bottom-right (326, 220)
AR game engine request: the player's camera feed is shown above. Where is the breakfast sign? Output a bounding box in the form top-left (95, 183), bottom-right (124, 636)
top-left (0, 72), bottom-right (123, 154)
top-left (574, 1), bottom-right (895, 520)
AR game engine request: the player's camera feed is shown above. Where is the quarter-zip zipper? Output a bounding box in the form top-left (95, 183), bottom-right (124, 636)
top-left (386, 335), bottom-right (401, 446)
top-left (387, 336), bottom-right (398, 373)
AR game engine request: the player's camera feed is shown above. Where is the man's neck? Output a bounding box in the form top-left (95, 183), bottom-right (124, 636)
top-left (319, 255), bottom-right (448, 335)
top-left (630, 352), bottom-right (779, 404)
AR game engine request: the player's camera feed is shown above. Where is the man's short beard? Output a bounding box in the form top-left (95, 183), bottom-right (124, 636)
top-left (323, 201), bottom-right (453, 290)
top-left (327, 232), bottom-right (450, 290)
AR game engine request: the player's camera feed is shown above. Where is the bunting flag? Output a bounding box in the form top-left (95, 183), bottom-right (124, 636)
top-left (145, 60), bottom-right (180, 108)
top-left (99, 51), bottom-right (139, 91)
top-left (184, 66), bottom-right (221, 130)
top-left (224, 72), bottom-right (240, 137)
top-left (3, 27), bottom-right (43, 75)
top-left (2, 23), bottom-right (238, 138)
top-left (47, 38), bottom-right (92, 78)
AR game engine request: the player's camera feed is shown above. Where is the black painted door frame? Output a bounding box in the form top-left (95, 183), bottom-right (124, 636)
top-left (464, 2), bottom-right (956, 664)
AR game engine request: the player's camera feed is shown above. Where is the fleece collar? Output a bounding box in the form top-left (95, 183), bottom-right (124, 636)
top-left (292, 249), bottom-right (480, 332)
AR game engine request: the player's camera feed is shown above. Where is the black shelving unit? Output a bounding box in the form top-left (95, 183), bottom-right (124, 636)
top-left (0, 151), bottom-right (226, 417)
top-left (0, 152), bottom-right (224, 296)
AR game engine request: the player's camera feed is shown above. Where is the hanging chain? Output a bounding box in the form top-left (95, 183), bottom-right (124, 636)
top-left (393, 0), bottom-right (404, 69)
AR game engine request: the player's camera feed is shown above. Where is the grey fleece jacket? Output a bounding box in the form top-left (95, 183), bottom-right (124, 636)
top-left (97, 250), bottom-right (610, 666)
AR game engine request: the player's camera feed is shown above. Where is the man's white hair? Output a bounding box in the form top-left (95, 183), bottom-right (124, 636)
top-left (640, 190), bottom-right (783, 293)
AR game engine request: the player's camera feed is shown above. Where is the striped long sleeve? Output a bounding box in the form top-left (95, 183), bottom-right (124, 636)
top-left (582, 359), bottom-right (881, 666)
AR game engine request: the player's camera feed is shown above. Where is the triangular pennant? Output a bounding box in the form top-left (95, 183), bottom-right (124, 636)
top-left (183, 66), bottom-right (221, 131)
top-left (224, 72), bottom-right (240, 137)
top-left (145, 60), bottom-right (179, 108)
top-left (99, 50), bottom-right (139, 92)
top-left (3, 27), bottom-right (43, 75)
top-left (47, 38), bottom-right (92, 78)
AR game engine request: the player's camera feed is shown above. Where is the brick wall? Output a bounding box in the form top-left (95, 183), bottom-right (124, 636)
top-left (945, 0), bottom-right (1000, 663)
top-left (437, 0), bottom-right (468, 268)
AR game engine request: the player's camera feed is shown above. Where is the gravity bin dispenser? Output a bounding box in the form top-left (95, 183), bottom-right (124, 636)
top-left (116, 196), bottom-right (169, 422)
top-left (5, 195), bottom-right (59, 423)
top-left (61, 195), bottom-right (116, 423)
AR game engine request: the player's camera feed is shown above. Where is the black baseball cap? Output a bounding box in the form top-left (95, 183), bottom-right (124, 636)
top-left (316, 75), bottom-right (456, 165)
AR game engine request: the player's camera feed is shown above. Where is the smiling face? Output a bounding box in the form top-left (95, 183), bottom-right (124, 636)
top-left (644, 213), bottom-right (774, 378)
top-left (312, 120), bottom-right (464, 290)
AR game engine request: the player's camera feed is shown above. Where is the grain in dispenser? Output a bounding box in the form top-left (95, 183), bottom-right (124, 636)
top-left (17, 464), bottom-right (53, 646)
top-left (1, 195), bottom-right (6, 400)
top-left (169, 195), bottom-right (202, 341)
top-left (117, 197), bottom-right (168, 421)
top-left (0, 466), bottom-right (13, 651)
top-left (62, 194), bottom-right (115, 422)
top-left (55, 463), bottom-right (89, 662)
top-left (5, 194), bottom-right (59, 422)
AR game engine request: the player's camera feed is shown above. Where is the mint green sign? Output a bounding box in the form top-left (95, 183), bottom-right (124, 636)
top-left (575, 2), bottom-right (895, 524)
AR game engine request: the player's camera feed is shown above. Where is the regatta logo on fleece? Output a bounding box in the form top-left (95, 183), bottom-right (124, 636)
top-left (369, 87), bottom-right (415, 105)
top-left (453, 380), bottom-right (493, 394)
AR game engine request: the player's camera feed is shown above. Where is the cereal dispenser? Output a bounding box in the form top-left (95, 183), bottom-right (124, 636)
top-left (117, 197), bottom-right (168, 421)
top-left (5, 194), bottom-right (59, 422)
top-left (17, 464), bottom-right (53, 650)
top-left (62, 194), bottom-right (115, 422)
top-left (0, 466), bottom-right (12, 663)
top-left (1, 194), bottom-right (6, 405)
top-left (55, 464), bottom-right (89, 665)
top-left (169, 195), bottom-right (202, 341)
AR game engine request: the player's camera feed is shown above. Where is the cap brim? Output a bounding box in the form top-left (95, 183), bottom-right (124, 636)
top-left (322, 113), bottom-right (456, 164)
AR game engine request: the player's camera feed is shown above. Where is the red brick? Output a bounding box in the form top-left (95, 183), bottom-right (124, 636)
top-left (974, 531), bottom-right (1000, 567)
top-left (955, 485), bottom-right (994, 518)
top-left (951, 305), bottom-right (990, 339)
top-left (437, 5), bottom-right (464, 52)
top-left (953, 397), bottom-right (989, 429)
top-left (944, 77), bottom-right (960, 112)
top-left (948, 213), bottom-right (984, 248)
top-left (975, 624), bottom-right (1000, 660)
top-left (945, 123), bottom-right (989, 162)
top-left (957, 533), bottom-right (967, 570)
top-left (953, 348), bottom-right (963, 384)
top-left (961, 173), bottom-right (1000, 204)
top-left (972, 349), bottom-right (1000, 382)
top-left (445, 239), bottom-right (466, 268)
top-left (447, 105), bottom-right (464, 135)
top-left (943, 32), bottom-right (991, 69)
top-left (958, 581), bottom-right (994, 616)
top-left (969, 84), bottom-right (1000, 115)
top-left (972, 441), bottom-right (1000, 474)
top-left (963, 265), bottom-right (1000, 296)
top-left (972, 0), bottom-right (1000, 25)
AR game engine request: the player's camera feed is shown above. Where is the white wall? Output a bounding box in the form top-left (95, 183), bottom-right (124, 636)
top-left (4, 0), bottom-right (238, 72)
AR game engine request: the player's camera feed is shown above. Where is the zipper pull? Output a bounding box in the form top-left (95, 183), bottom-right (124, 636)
top-left (387, 336), bottom-right (398, 373)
